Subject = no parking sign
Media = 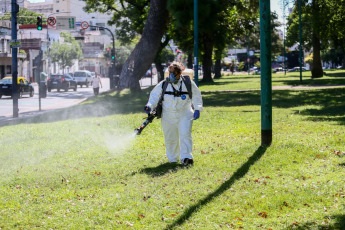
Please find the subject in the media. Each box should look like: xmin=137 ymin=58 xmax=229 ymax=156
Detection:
xmin=81 ymin=21 xmax=89 ymax=30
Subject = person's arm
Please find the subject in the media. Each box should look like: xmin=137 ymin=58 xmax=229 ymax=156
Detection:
xmin=146 ymin=81 xmax=164 ymax=109
xmin=191 ymin=80 xmax=203 ymax=112
xmin=99 ymin=77 xmax=102 ymax=88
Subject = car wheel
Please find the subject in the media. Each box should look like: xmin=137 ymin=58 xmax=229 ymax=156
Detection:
xmin=74 ymin=85 xmax=77 ymax=91
xmin=48 ymin=88 xmax=51 ymax=92
xmin=80 ymin=84 xmax=83 ymax=88
xmin=30 ymin=90 xmax=34 ymax=97
xmin=57 ymin=88 xmax=60 ymax=92
xmin=0 ymin=94 xmax=2 ymax=99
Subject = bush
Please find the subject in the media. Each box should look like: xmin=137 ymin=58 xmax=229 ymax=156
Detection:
xmin=238 ymin=62 xmax=245 ymax=71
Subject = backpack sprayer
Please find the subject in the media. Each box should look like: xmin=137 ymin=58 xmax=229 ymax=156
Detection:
xmin=134 ymin=109 xmax=158 ymax=135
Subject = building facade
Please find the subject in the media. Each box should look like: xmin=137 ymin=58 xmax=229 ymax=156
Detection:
xmin=0 ymin=20 xmax=26 ymax=79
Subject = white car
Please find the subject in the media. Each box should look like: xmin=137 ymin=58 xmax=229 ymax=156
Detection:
xmin=73 ymin=70 xmax=92 ymax=88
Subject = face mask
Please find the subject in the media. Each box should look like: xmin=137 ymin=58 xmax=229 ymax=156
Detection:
xmin=168 ymin=73 xmax=178 ymax=84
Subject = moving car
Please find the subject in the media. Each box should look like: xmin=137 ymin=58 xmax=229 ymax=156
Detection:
xmin=0 ymin=77 xmax=34 ymax=98
xmin=73 ymin=70 xmax=92 ymax=87
xmin=47 ymin=74 xmax=78 ymax=92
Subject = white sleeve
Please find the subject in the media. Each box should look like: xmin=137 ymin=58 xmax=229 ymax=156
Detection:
xmin=191 ymin=80 xmax=203 ymax=112
xmin=146 ymin=81 xmax=164 ymax=109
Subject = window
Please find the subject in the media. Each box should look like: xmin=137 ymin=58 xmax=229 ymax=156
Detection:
xmin=6 ymin=65 xmax=11 ymax=74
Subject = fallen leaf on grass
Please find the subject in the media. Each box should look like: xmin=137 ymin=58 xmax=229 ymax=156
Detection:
xmin=258 ymin=212 xmax=268 ymax=218
xmin=138 ymin=214 xmax=145 ymax=218
xmin=94 ymin=171 xmax=101 ymax=176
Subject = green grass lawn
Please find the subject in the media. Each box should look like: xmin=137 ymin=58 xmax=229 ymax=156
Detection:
xmin=0 ymin=73 xmax=345 ymax=229
xmin=199 ymin=69 xmax=345 ymax=91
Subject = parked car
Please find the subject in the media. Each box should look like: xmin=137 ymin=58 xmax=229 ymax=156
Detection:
xmin=47 ymin=74 xmax=78 ymax=92
xmin=288 ymin=67 xmax=307 ymax=72
xmin=0 ymin=77 xmax=34 ymax=99
xmin=73 ymin=70 xmax=92 ymax=87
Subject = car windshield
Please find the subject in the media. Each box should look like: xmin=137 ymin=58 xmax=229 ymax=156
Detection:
xmin=0 ymin=79 xmax=12 ymax=84
xmin=50 ymin=75 xmax=62 ymax=79
xmin=74 ymin=72 xmax=86 ymax=77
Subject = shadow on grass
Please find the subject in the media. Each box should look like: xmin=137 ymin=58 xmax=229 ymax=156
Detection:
xmin=2 ymin=83 xmax=345 ymax=128
xmin=285 ymin=214 xmax=345 ymax=229
xmin=165 ymin=146 xmax=267 ymax=230
xmin=139 ymin=162 xmax=189 ymax=177
xmin=203 ymin=88 xmax=345 ymax=125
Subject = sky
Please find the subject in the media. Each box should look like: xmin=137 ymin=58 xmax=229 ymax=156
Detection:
xmin=28 ymin=0 xmax=287 ymax=23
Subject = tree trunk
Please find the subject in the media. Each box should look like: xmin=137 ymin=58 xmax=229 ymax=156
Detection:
xmin=201 ymin=36 xmax=214 ymax=82
xmin=118 ymin=0 xmax=169 ymax=90
xmin=214 ymin=59 xmax=221 ymax=79
xmin=154 ymin=59 xmax=164 ymax=82
xmin=311 ymin=0 xmax=323 ymax=78
xmin=154 ymin=37 xmax=170 ymax=82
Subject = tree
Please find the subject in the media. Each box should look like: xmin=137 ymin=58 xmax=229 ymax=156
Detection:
xmin=286 ymin=0 xmax=330 ymax=78
xmin=84 ymin=0 xmax=169 ymax=90
xmin=49 ymin=33 xmax=83 ymax=73
xmin=168 ymin=0 xmax=260 ymax=82
xmin=118 ymin=0 xmax=169 ymax=90
xmin=0 ymin=7 xmax=43 ymax=25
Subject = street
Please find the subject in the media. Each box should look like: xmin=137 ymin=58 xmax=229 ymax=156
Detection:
xmin=0 ymin=74 xmax=159 ymax=121
xmin=0 ymin=77 xmax=110 ymax=119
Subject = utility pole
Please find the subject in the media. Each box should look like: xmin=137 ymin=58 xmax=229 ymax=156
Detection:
xmin=283 ymin=0 xmax=288 ymax=75
xmin=247 ymin=34 xmax=250 ymax=75
xmin=11 ymin=0 xmax=19 ymax=117
xmin=193 ymin=0 xmax=199 ymax=86
xmin=259 ymin=0 xmax=272 ymax=146
xmin=298 ymin=0 xmax=303 ymax=82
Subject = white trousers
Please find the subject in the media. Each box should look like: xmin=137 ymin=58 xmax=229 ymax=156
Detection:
xmin=161 ymin=113 xmax=193 ymax=162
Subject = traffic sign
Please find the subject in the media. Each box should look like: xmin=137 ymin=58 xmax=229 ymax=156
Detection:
xmin=81 ymin=21 xmax=89 ymax=30
xmin=10 ymin=39 xmax=21 ymax=48
xmin=56 ymin=16 xmax=76 ymax=30
xmin=47 ymin=17 xmax=56 ymax=26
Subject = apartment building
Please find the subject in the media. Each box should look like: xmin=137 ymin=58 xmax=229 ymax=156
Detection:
xmin=0 ymin=20 xmax=26 ymax=79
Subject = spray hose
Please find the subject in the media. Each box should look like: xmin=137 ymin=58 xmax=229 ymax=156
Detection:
xmin=134 ymin=109 xmax=157 ymax=135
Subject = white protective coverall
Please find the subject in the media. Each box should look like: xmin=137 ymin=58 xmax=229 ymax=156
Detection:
xmin=146 ymin=77 xmax=203 ymax=163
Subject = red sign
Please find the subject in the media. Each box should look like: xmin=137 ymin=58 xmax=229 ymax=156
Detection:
xmin=47 ymin=17 xmax=56 ymax=26
xmin=81 ymin=21 xmax=89 ymax=30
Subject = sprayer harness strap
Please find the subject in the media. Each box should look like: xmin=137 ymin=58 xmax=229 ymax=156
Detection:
xmin=161 ymin=75 xmax=192 ymax=99
xmin=165 ymin=83 xmax=189 ymax=97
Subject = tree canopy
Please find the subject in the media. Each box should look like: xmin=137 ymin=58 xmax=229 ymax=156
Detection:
xmin=0 ymin=7 xmax=43 ymax=25
xmin=49 ymin=33 xmax=83 ymax=73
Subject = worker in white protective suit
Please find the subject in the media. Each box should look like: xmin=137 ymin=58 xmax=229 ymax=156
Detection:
xmin=144 ymin=62 xmax=203 ymax=166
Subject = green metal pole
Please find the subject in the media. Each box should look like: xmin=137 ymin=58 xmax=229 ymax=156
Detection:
xmin=11 ymin=0 xmax=19 ymax=117
xmin=259 ymin=0 xmax=272 ymax=146
xmin=247 ymin=34 xmax=250 ymax=75
xmin=298 ymin=0 xmax=303 ymax=82
xmin=194 ymin=0 xmax=199 ymax=86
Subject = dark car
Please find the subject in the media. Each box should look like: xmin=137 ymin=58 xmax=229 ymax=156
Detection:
xmin=0 ymin=77 xmax=34 ymax=99
xmin=47 ymin=74 xmax=78 ymax=92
